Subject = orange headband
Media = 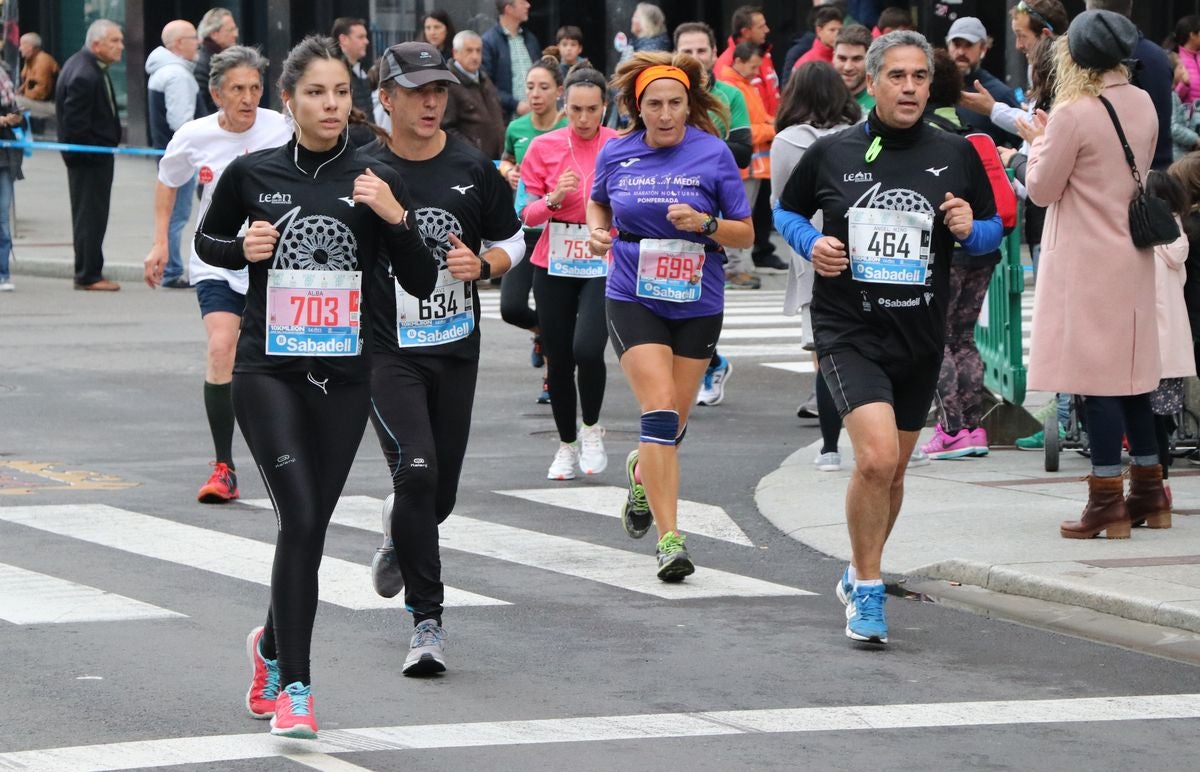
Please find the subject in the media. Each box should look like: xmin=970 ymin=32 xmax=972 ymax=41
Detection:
xmin=634 ymin=65 xmax=691 ymax=105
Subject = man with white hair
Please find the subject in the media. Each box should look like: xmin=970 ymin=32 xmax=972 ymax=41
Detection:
xmin=194 ymin=7 xmax=238 ymax=116
xmin=146 ymin=19 xmax=203 ymax=288
xmin=16 ymin=32 xmax=58 ymax=119
xmin=55 ymin=19 xmax=124 ymax=291
xmin=443 ymin=30 xmax=506 ymax=159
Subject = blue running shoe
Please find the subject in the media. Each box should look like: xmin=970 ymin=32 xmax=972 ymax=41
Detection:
xmin=696 ymin=355 xmax=732 ymax=406
xmin=845 ymin=584 xmax=888 ymax=644
xmin=834 ymin=567 xmax=853 ymax=607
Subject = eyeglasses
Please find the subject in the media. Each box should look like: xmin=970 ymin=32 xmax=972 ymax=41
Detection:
xmin=1017 ymin=1 xmax=1055 ymax=35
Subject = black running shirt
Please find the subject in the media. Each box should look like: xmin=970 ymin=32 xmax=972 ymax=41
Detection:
xmin=779 ymin=121 xmax=996 ymax=363
xmin=366 ymin=136 xmax=521 ymax=360
xmin=196 ymin=139 xmax=438 ymax=381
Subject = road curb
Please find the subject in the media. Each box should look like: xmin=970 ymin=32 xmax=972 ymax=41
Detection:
xmin=11 ymin=257 xmax=145 ymax=283
xmin=912 ymin=558 xmax=1200 ymax=635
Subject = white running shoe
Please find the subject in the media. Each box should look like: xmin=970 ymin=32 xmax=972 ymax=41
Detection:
xmin=547 ymin=442 xmax=578 ymax=480
xmin=909 ymin=447 xmax=931 ymax=467
xmin=814 ymin=451 xmax=842 ymax=472
xmin=696 ymin=355 xmax=732 ymax=406
xmin=578 ymin=424 xmax=607 ymax=475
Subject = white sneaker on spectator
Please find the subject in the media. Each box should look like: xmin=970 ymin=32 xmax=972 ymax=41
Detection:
xmin=814 ymin=451 xmax=842 ymax=472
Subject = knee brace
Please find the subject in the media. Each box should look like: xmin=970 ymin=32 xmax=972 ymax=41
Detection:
xmin=640 ymin=409 xmax=679 ymax=446
xmin=675 ymin=422 xmax=688 ymax=446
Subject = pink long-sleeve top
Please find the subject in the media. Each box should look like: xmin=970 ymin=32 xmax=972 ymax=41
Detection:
xmin=520 ymin=124 xmax=618 ymax=269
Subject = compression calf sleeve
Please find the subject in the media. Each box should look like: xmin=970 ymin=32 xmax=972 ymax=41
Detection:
xmin=204 ymin=381 xmax=235 ymax=467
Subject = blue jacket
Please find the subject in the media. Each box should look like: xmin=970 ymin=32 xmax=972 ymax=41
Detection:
xmin=1132 ymin=34 xmax=1174 ymax=170
xmin=481 ymin=22 xmax=540 ymax=120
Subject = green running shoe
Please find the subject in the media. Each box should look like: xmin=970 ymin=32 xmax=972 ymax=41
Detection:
xmin=1015 ymin=425 xmax=1066 ymax=450
xmin=655 ymin=530 xmax=695 ymax=582
xmin=621 ymin=449 xmax=653 ymax=538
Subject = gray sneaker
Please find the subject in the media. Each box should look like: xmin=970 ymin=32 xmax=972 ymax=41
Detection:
xmin=371 ymin=493 xmax=405 ymax=599
xmin=403 ymin=619 xmax=447 ymax=676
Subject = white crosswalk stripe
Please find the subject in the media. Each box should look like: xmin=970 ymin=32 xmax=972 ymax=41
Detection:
xmin=0 ymin=561 xmax=184 ymax=624
xmin=0 ymin=491 xmax=809 ymax=625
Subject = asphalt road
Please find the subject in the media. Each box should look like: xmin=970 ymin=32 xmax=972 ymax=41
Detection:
xmin=1 ymin=276 xmax=1198 ymax=771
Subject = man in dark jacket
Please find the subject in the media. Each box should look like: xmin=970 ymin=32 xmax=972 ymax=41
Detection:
xmin=55 ymin=19 xmax=124 ymax=291
xmin=946 ymin=17 xmax=1020 ymax=147
xmin=1086 ymin=0 xmax=1173 ymax=170
xmin=333 ymin=17 xmax=376 ymax=147
xmin=445 ymin=31 xmax=506 ymax=160
xmin=193 ymin=8 xmax=238 ymax=116
xmin=481 ymin=0 xmax=540 ymax=122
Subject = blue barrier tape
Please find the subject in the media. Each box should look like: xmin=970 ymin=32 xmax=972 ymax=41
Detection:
xmin=0 ymin=137 xmax=164 ymax=157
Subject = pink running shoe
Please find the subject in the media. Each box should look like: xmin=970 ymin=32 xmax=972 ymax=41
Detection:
xmin=245 ymin=627 xmax=279 ymax=719
xmin=921 ymin=425 xmax=974 ymax=460
xmin=270 ymin=682 xmax=318 ymax=738
xmin=968 ymin=427 xmax=989 ymax=456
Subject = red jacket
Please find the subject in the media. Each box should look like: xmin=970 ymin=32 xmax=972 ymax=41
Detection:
xmin=714 ymin=36 xmax=779 ymax=116
xmin=794 ymin=39 xmax=833 ymax=70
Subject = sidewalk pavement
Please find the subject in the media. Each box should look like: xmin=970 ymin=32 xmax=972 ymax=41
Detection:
xmin=10 ymin=150 xmax=167 ymax=283
xmin=758 ymin=430 xmax=1200 ymax=635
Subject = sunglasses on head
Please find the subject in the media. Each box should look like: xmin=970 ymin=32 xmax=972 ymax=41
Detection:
xmin=1017 ymin=1 xmax=1055 ymax=35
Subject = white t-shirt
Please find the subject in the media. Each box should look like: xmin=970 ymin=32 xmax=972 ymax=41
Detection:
xmin=157 ymin=108 xmax=293 ymax=293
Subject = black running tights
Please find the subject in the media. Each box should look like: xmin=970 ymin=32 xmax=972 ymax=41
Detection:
xmin=532 ymin=266 xmax=607 ymax=443
xmin=370 ymin=353 xmax=478 ymax=626
xmin=233 ymin=372 xmax=370 ymax=687
xmin=816 ymin=368 xmax=843 ymax=454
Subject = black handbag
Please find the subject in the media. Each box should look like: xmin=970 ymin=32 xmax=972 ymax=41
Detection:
xmin=1098 ymin=95 xmax=1180 ymax=248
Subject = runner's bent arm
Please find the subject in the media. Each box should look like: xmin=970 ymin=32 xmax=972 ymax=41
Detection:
xmin=378 ymin=174 xmax=439 ymax=299
xmin=585 ymin=199 xmax=613 ymax=256
xmin=194 ymin=158 xmax=254 ymax=270
xmin=519 ymin=135 xmax=558 ymax=228
xmin=951 ymin=142 xmax=1003 ymax=255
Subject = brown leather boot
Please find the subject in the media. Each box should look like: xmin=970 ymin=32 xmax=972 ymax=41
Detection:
xmin=1060 ymin=475 xmax=1131 ymax=539
xmin=1126 ymin=463 xmax=1172 ymax=529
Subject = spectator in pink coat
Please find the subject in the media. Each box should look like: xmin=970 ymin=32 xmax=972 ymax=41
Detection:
xmin=1022 ymin=11 xmax=1167 ymax=540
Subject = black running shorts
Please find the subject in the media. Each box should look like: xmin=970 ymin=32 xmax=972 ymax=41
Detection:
xmin=818 ymin=348 xmax=941 ymax=432
xmin=605 ymin=299 xmax=722 ymax=361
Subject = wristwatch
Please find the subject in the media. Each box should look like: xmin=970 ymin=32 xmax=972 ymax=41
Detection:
xmin=545 ymin=194 xmax=563 ymax=211
xmin=700 ymin=214 xmax=719 ymax=236
xmin=477 ymin=256 xmax=492 ymax=281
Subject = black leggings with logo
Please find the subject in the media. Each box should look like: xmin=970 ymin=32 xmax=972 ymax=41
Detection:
xmin=369 ymin=352 xmax=478 ymax=627
xmin=233 ymin=371 xmax=370 ymax=688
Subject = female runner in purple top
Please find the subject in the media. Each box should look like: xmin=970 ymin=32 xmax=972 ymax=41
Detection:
xmin=587 ymin=52 xmax=752 ymax=581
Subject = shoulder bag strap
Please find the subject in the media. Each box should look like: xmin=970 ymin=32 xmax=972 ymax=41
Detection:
xmin=1097 ymin=94 xmax=1145 ymax=195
